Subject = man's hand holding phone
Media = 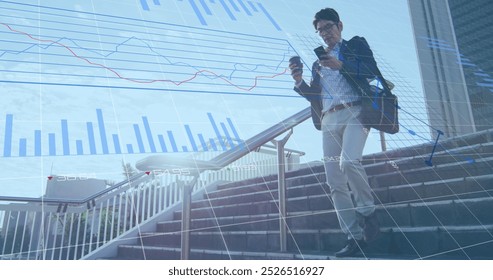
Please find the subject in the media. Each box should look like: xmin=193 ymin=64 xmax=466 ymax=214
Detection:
xmin=314 ymin=46 xmax=342 ymax=70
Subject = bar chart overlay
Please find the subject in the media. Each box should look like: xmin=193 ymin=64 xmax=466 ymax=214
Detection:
xmin=1 ymin=110 xmax=242 ymax=157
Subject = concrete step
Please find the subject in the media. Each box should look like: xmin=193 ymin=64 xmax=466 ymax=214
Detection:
xmin=193 ymin=182 xmax=332 ymax=208
xmin=158 ymin=213 xmax=280 ymax=233
xmin=209 ymin=172 xmax=326 ymax=200
xmin=369 ymin=156 xmax=493 ymax=188
xmin=174 ymin=194 xmax=334 ymax=220
xmin=380 ymin=196 xmax=493 ymax=228
xmin=283 ymin=163 xmax=326 ymax=179
xmin=214 ymin=173 xmax=279 ymax=190
xmin=116 ymin=245 xmax=329 ymax=260
xmin=208 ymin=181 xmax=278 ymax=199
xmin=380 ymin=174 xmax=493 ymax=205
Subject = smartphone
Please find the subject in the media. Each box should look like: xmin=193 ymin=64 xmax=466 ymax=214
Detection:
xmin=314 ymin=46 xmax=327 ymax=60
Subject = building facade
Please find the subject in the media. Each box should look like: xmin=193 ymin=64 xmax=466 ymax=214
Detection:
xmin=408 ymin=0 xmax=493 ymax=137
xmin=448 ymin=0 xmax=493 ymax=131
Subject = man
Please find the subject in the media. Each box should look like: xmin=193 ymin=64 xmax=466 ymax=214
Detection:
xmin=290 ymin=8 xmax=380 ymax=258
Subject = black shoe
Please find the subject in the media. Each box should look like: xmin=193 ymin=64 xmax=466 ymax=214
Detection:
xmin=334 ymin=238 xmax=366 ymax=258
xmin=363 ymin=212 xmax=380 ymax=243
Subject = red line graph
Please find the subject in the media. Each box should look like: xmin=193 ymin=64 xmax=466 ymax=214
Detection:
xmin=0 ymin=22 xmax=288 ymax=91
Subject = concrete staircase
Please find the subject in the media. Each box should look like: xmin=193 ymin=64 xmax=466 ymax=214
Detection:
xmin=114 ymin=129 xmax=493 ymax=259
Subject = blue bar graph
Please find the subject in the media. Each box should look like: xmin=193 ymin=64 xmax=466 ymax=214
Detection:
xmin=207 ymin=112 xmax=227 ymax=151
xmin=48 ymin=133 xmax=56 ymax=156
xmin=1 ymin=110 xmax=240 ymax=157
xmin=184 ymin=125 xmax=198 ymax=152
xmin=144 ymin=0 xmax=278 ymax=31
xmin=247 ymin=1 xmax=258 ymax=12
xmin=228 ymin=0 xmax=240 ymax=12
xmin=167 ymin=131 xmax=178 ymax=152
xmin=237 ymin=0 xmax=252 ymax=16
xmin=112 ymin=134 xmax=121 ymax=154
xmin=189 ymin=0 xmax=207 ymax=25
xmin=209 ymin=138 xmax=218 ymax=151
xmin=199 ymin=0 xmax=212 ymax=15
xmin=158 ymin=134 xmax=168 ymax=152
xmin=257 ymin=2 xmax=281 ymax=31
xmin=220 ymin=122 xmax=235 ymax=148
xmin=61 ymin=119 xmax=70 ymax=155
xmin=76 ymin=140 xmax=83 ymax=155
xmin=3 ymin=114 xmax=13 ymax=157
xmin=227 ymin=117 xmax=244 ymax=150
xmin=19 ymin=138 xmax=27 ymax=157
xmin=133 ymin=124 xmax=145 ymax=153
xmin=87 ymin=122 xmax=96 ymax=155
xmin=142 ymin=116 xmax=156 ymax=153
xmin=96 ymin=109 xmax=109 ymax=154
xmin=34 ymin=130 xmax=41 ymax=156
xmin=127 ymin=144 xmax=134 ymax=154
xmin=218 ymin=0 xmax=236 ymax=20
xmin=140 ymin=0 xmax=150 ymax=11
xmin=198 ymin=134 xmax=208 ymax=151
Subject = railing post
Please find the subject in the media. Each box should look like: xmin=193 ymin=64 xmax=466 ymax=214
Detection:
xmin=380 ymin=131 xmax=387 ymax=152
xmin=181 ymin=175 xmax=198 ymax=260
xmin=272 ymin=129 xmax=293 ymax=252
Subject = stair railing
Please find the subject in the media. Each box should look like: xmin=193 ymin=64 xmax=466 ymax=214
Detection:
xmin=0 ymin=172 xmax=154 ymax=260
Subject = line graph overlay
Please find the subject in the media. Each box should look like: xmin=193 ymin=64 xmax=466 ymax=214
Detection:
xmin=0 ymin=2 xmax=296 ymax=95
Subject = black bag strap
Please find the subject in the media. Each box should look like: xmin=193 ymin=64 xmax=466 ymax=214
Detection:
xmin=370 ymin=64 xmax=394 ymax=97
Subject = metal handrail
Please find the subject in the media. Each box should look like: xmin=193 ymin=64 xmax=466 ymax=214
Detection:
xmin=193 ymin=136 xmax=306 ymax=156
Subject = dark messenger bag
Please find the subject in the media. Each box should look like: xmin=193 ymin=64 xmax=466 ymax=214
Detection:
xmin=361 ymin=77 xmax=399 ymax=134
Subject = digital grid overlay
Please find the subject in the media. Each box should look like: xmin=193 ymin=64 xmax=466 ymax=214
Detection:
xmin=0 ymin=0 xmax=492 ymax=261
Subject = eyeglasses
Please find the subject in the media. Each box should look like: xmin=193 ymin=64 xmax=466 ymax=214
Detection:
xmin=316 ymin=22 xmax=337 ymax=35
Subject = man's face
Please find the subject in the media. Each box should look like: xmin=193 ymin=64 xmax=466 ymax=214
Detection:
xmin=316 ymin=19 xmax=343 ymax=49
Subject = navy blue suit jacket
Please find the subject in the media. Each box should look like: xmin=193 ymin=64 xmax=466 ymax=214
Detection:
xmin=294 ymin=36 xmax=387 ymax=130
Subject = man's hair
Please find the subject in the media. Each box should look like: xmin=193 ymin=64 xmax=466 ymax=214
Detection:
xmin=313 ymin=8 xmax=340 ymax=29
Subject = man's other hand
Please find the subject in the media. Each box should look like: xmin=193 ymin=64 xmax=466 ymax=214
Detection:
xmin=289 ymin=62 xmax=303 ymax=83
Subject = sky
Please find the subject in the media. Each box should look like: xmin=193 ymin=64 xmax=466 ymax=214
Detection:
xmin=0 ymin=0 xmax=426 ymax=197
